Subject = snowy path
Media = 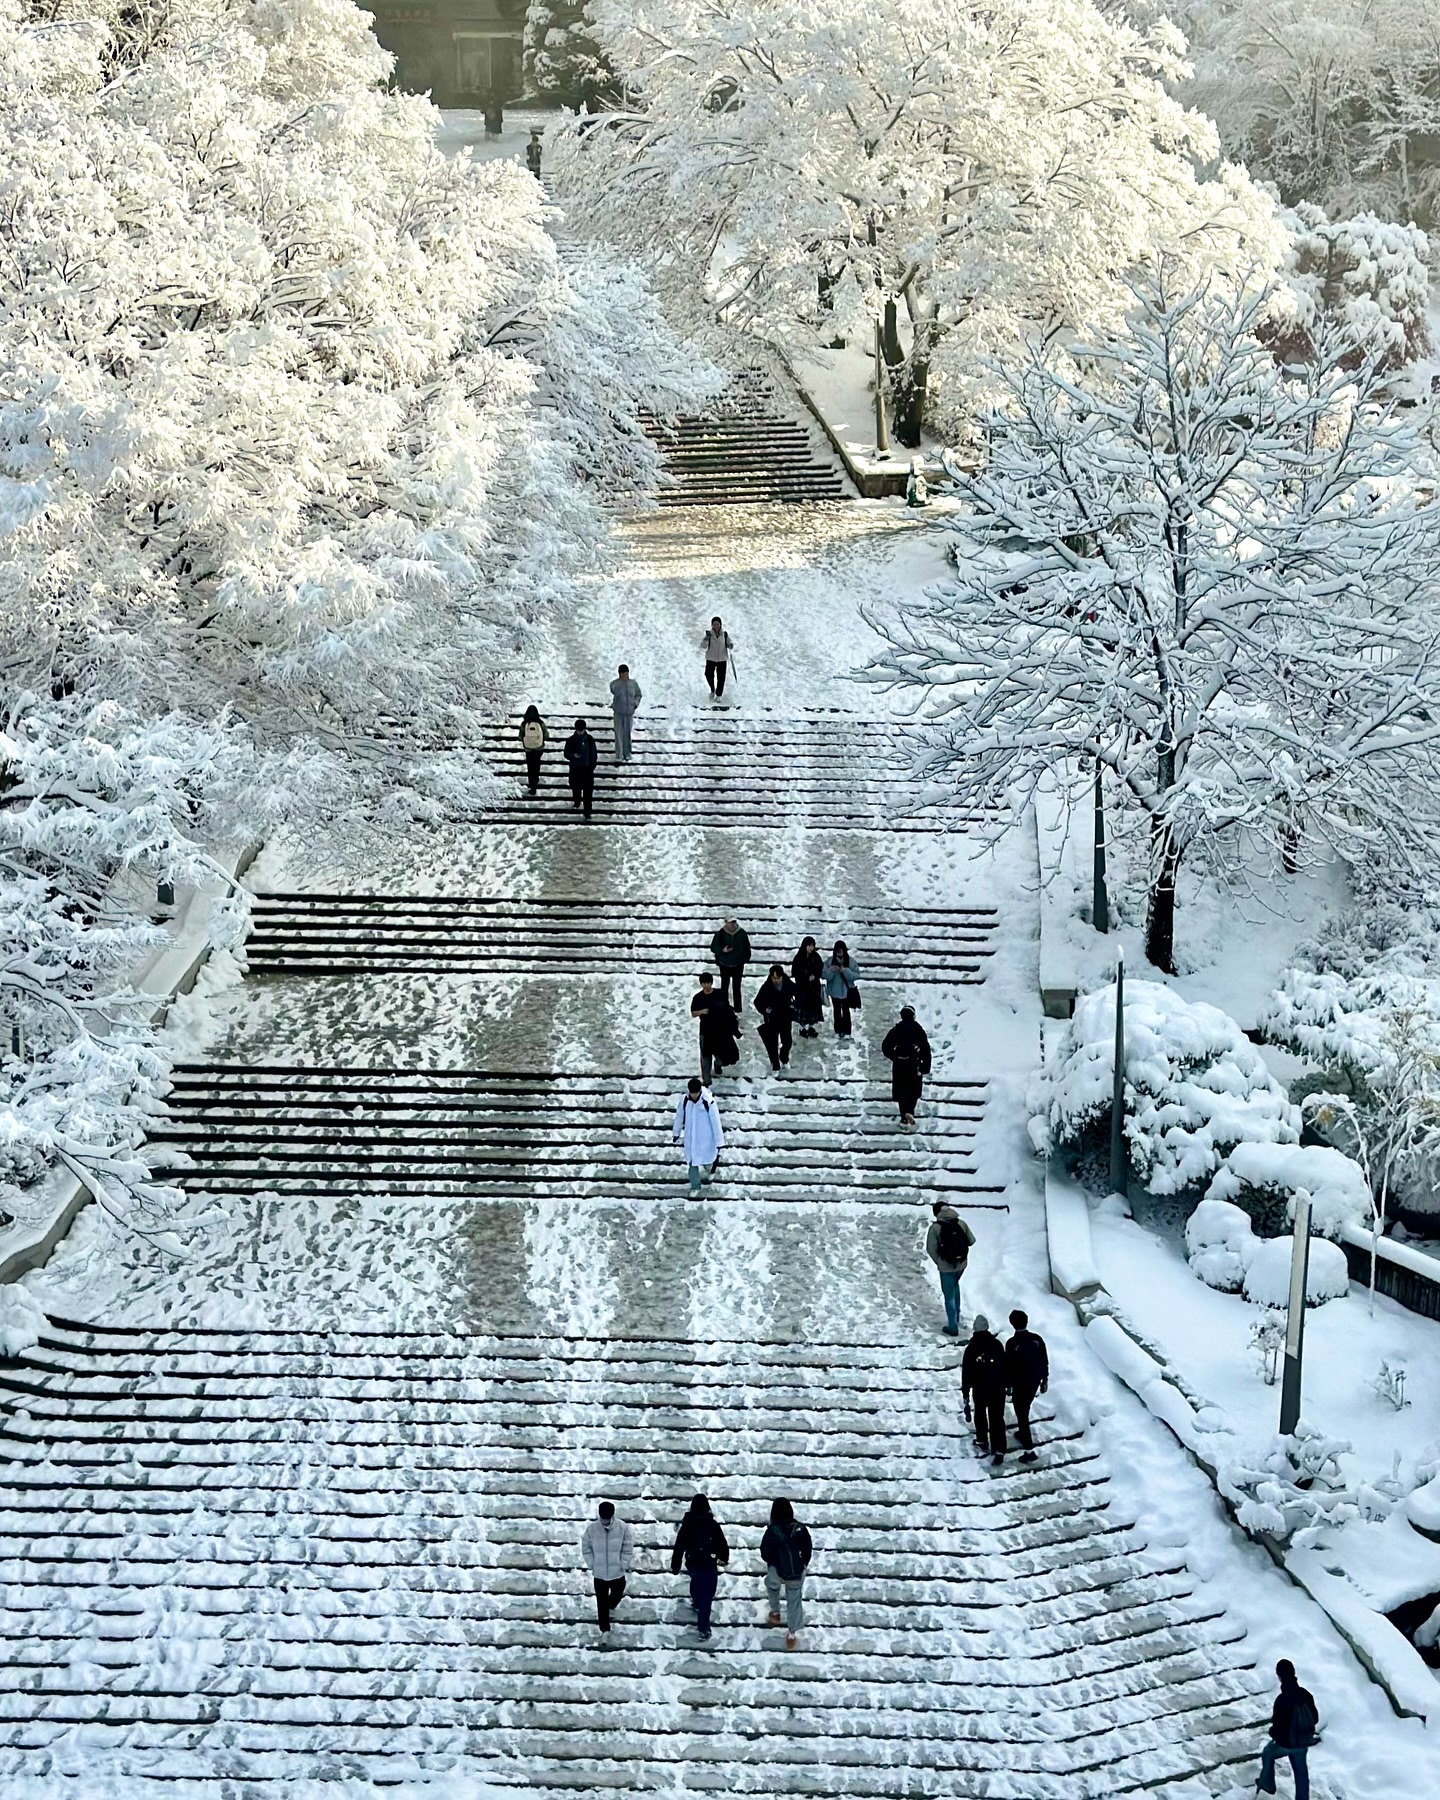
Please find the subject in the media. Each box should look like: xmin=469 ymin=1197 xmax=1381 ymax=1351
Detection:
xmin=7 ymin=503 xmax=1427 ymax=1796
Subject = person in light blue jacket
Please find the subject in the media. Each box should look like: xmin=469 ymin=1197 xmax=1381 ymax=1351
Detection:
xmin=824 ymin=939 xmax=859 ymax=1038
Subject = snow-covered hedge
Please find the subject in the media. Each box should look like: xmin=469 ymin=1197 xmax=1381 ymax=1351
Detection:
xmin=1185 ymin=1198 xmax=1258 ymax=1293
xmin=1033 ymin=980 xmax=1298 ymax=1195
xmin=1242 ymin=1235 xmax=1350 ymax=1307
xmin=1207 ymin=1143 xmax=1371 ymax=1239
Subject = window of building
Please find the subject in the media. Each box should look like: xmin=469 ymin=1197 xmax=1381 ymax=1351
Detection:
xmin=454 ymin=33 xmax=521 ymax=99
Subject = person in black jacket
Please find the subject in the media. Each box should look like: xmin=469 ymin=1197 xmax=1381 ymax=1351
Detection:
xmin=961 ymin=1315 xmax=1009 ymax=1467
xmin=562 ymin=718 xmax=598 ymax=820
xmin=881 ymin=1006 xmax=932 ymax=1127
xmin=1005 ymin=1309 xmax=1049 ymax=1464
xmin=671 ymin=1494 xmax=729 ymax=1642
xmin=1256 ymin=1660 xmax=1320 ymax=1797
xmin=690 ymin=972 xmax=741 ymax=1086
xmin=760 ymin=1496 xmax=812 ymax=1648
xmin=753 ymin=964 xmax=797 ymax=1072
xmin=790 ymin=936 xmax=824 ymax=1038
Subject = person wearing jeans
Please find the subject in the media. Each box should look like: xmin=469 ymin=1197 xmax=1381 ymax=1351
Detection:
xmin=824 ymin=940 xmax=858 ymax=1037
xmin=925 ymin=1201 xmax=975 ymax=1336
xmin=580 ymin=1501 xmax=634 ymax=1635
xmin=759 ymin=1497 xmax=813 ymax=1649
xmin=673 ymin=1077 xmax=724 ymax=1198
xmin=609 ymin=664 xmax=642 ymax=763
xmin=671 ymin=1494 xmax=729 ymax=1641
xmin=1256 ymin=1660 xmax=1319 ymax=1799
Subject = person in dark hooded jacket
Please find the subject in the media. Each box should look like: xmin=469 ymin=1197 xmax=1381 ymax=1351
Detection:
xmin=753 ymin=964 xmax=797 ymax=1072
xmin=759 ymin=1497 xmax=812 ymax=1648
xmin=881 ymin=1006 xmax=932 ymax=1126
xmin=961 ymin=1315 xmax=1009 ymax=1467
xmin=790 ymin=936 xmax=824 ymax=1037
xmin=1004 ymin=1309 xmax=1049 ymax=1463
xmin=671 ymin=1494 xmax=730 ymax=1641
xmin=562 ymin=718 xmax=598 ymax=819
xmin=1256 ymin=1660 xmax=1320 ymax=1798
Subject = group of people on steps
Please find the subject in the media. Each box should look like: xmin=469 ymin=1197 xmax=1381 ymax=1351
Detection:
xmin=514 ymin=615 xmax=736 ymax=818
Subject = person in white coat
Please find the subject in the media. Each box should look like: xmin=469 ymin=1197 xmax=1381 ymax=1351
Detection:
xmin=581 ymin=1501 xmax=635 ymax=1635
xmin=673 ymin=1076 xmax=724 ymax=1198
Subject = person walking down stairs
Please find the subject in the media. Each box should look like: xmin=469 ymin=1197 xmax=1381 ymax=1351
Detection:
xmin=760 ymin=1497 xmax=813 ymax=1650
xmin=825 ymin=939 xmax=859 ymax=1037
xmin=710 ymin=915 xmax=752 ymax=1011
xmin=581 ymin=1501 xmax=634 ymax=1640
xmin=672 ymin=1495 xmax=730 ymax=1642
xmin=673 ymin=1076 xmax=724 ymax=1199
xmin=962 ymin=1315 xmax=1009 ymax=1469
xmin=790 ymin=935 xmax=824 ymax=1038
xmin=690 ymin=972 xmax=741 ymax=1086
xmin=926 ymin=1200 xmax=975 ymax=1336
xmin=518 ymin=705 xmax=547 ymax=796
xmin=754 ymin=963 xmax=797 ymax=1072
xmin=1004 ymin=1310 xmax=1049 ymax=1465
xmin=562 ymin=718 xmax=598 ymax=819
xmin=702 ymin=616 xmax=733 ymax=698
xmin=881 ymin=1005 xmax=931 ymax=1128
xmin=609 ymin=664 xmax=642 ymax=763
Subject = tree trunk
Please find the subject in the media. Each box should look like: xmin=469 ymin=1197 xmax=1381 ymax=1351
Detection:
xmin=1144 ymin=820 xmax=1180 ymax=974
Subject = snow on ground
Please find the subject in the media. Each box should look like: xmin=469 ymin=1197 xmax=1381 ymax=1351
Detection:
xmin=435 ymin=107 xmax=557 ymax=166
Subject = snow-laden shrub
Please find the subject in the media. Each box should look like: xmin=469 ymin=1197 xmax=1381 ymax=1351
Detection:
xmin=1033 ymin=980 xmax=1299 ymax=1195
xmin=0 ymin=1286 xmax=45 ymax=1357
xmin=1185 ymin=1198 xmax=1258 ymax=1292
xmin=1207 ymin=1143 xmax=1371 ymax=1239
xmin=1219 ymin=1424 xmax=1373 ymax=1548
xmin=1242 ymin=1236 xmax=1350 ymax=1307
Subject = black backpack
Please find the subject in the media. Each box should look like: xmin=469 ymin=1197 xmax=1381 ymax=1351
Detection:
xmin=937 ymin=1215 xmax=970 ymax=1264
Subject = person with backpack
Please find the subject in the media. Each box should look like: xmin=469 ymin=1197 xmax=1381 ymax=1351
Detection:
xmin=881 ymin=1005 xmax=932 ymax=1128
xmin=673 ymin=1076 xmax=724 ymax=1198
xmin=517 ymin=705 xmax=547 ymax=796
xmin=790 ymin=936 xmax=825 ymax=1038
xmin=925 ymin=1200 xmax=975 ymax=1336
xmin=689 ymin=972 xmax=741 ymax=1086
xmin=825 ymin=939 xmax=859 ymax=1038
xmin=609 ymin=663 xmax=642 ymax=763
xmin=580 ymin=1500 xmax=634 ymax=1637
xmin=759 ymin=1497 xmax=812 ymax=1649
xmin=961 ymin=1315 xmax=1009 ymax=1466
xmin=671 ymin=1494 xmax=730 ymax=1641
xmin=702 ymin=616 xmax=733 ymax=698
xmin=562 ymin=718 xmax=598 ymax=820
xmin=753 ymin=963 xmax=797 ymax=1073
xmin=1004 ymin=1309 xmax=1049 ymax=1464
xmin=709 ymin=915 xmax=752 ymax=1011
xmin=1256 ymin=1660 xmax=1320 ymax=1798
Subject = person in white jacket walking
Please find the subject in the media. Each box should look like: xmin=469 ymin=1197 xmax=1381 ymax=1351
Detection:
xmin=581 ymin=1501 xmax=634 ymax=1635
xmin=673 ymin=1076 xmax=724 ymax=1198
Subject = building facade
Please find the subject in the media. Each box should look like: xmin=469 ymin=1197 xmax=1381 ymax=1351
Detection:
xmin=368 ymin=2 xmax=528 ymax=107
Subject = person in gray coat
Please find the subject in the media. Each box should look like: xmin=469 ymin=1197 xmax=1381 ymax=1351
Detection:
xmin=926 ymin=1201 xmax=976 ymax=1336
xmin=581 ymin=1500 xmax=635 ymax=1635
xmin=609 ymin=664 xmax=642 ymax=763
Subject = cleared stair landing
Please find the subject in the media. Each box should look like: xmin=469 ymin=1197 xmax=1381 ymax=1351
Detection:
xmin=0 ymin=1318 xmax=1264 ymax=1795
xmin=475 ymin=710 xmax=1000 ymax=831
xmin=243 ymin=897 xmax=998 ymax=981
xmin=641 ymin=379 xmax=848 ymax=507
xmin=151 ymin=1066 xmax=1006 ymax=1205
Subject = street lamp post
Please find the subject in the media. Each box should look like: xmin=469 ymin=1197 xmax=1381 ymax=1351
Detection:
xmin=1279 ymin=1194 xmax=1312 ymax=1435
xmin=1093 ymin=762 xmax=1109 ymax=934
xmin=868 ymin=215 xmax=889 ymax=459
xmin=1109 ymin=947 xmax=1126 ymax=1196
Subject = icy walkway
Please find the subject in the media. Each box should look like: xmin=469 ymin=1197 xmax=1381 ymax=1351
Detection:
xmin=1 ymin=503 xmax=1392 ymax=1796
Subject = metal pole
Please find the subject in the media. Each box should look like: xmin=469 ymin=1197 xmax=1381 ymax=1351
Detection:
xmin=1279 ymin=1194 xmax=1312 ymax=1435
xmin=1093 ymin=762 xmax=1109 ymax=934
xmin=869 ymin=215 xmax=889 ymax=459
xmin=1109 ymin=947 xmax=1126 ymax=1195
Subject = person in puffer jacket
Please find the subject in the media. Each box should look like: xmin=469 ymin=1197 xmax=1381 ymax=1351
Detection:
xmin=580 ymin=1501 xmax=634 ymax=1636
xmin=759 ymin=1496 xmax=813 ymax=1648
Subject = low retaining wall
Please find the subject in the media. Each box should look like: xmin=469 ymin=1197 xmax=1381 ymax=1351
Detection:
xmin=1340 ymin=1224 xmax=1440 ymax=1323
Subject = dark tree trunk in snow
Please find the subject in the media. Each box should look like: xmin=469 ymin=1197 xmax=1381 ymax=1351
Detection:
xmin=1145 ymin=821 xmax=1180 ymax=974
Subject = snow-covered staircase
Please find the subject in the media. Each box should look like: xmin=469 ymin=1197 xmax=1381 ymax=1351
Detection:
xmin=243 ymin=896 xmax=998 ymax=981
xmin=0 ymin=1316 xmax=1265 ymax=1794
xmin=150 ymin=1066 xmax=1006 ymax=1205
xmin=641 ymin=377 xmax=849 ymax=506
xmin=474 ymin=709 xmax=1000 ymax=830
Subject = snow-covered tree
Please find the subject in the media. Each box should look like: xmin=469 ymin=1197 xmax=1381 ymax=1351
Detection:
xmin=524 ymin=0 xmax=608 ymax=105
xmin=1 ymin=0 xmax=708 ymax=1230
xmin=1262 ymin=205 xmax=1432 ymax=372
xmin=869 ymin=268 xmax=1440 ymax=971
xmin=1173 ymin=1 xmax=1440 ymax=233
xmin=551 ymin=0 xmax=1285 ymax=441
